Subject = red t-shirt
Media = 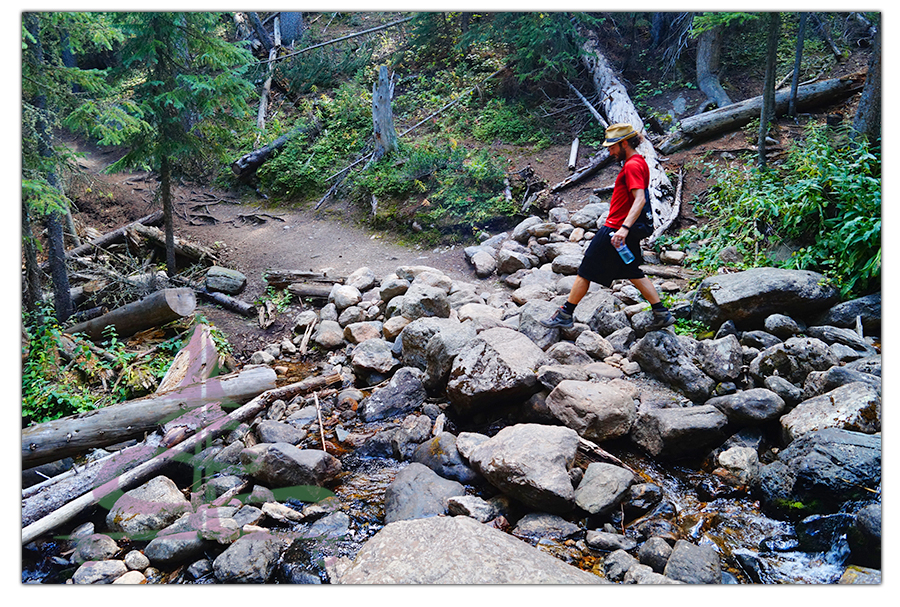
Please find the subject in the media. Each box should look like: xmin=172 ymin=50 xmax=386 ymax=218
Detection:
xmin=604 ymin=154 xmax=649 ymax=229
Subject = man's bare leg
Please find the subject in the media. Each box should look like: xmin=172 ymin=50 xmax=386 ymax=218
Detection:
xmin=629 ymin=276 xmax=662 ymax=305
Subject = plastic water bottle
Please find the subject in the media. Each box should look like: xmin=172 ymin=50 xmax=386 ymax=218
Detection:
xmin=613 ymin=237 xmax=635 ymax=264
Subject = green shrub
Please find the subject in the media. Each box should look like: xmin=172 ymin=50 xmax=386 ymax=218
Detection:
xmin=665 ymin=122 xmax=880 ymax=298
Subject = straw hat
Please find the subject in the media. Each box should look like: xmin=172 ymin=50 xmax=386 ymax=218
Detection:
xmin=602 ymin=123 xmax=638 ymax=147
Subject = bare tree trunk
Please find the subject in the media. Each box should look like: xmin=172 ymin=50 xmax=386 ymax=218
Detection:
xmin=758 ymin=13 xmax=781 ymax=168
xmin=372 ymin=65 xmax=398 ymax=161
xmin=22 ymin=203 xmax=43 ymax=316
xmin=160 ymin=155 xmax=177 ymax=275
xmin=696 ymin=24 xmax=732 ymax=111
xmin=852 ymin=20 xmax=880 ymax=144
xmin=789 ymin=13 xmax=808 ymax=117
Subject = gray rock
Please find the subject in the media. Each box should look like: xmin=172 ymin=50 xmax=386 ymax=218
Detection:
xmin=575 ymin=290 xmax=629 ymax=337
xmin=360 ymin=366 xmax=426 ymax=422
xmin=706 ymin=388 xmax=785 ymax=426
xmin=212 ymin=532 xmax=286 ymax=583
xmin=694 ymin=334 xmax=744 ymax=383
xmin=764 ymin=375 xmax=804 ymax=407
xmin=391 ymin=414 xmax=434 ymax=461
xmin=575 ymin=330 xmax=616 ymax=360
xmin=691 ymin=268 xmax=839 ymax=327
xmin=546 ymin=341 xmax=593 ymax=366
xmin=72 ymin=560 xmax=129 ymax=584
xmin=447 ymin=327 xmax=551 ymax=417
xmin=780 ymin=382 xmax=881 ymax=443
xmin=144 ymin=516 xmax=211 ymax=566
xmin=124 ymin=549 xmax=150 ymax=571
xmin=717 ymin=446 xmax=760 ymax=484
xmin=106 ymin=476 xmax=193 ymax=540
xmin=513 ymin=512 xmax=581 ymax=540
xmin=330 ymin=284 xmax=362 ymax=310
xmin=350 ymin=337 xmax=398 ymax=383
xmin=379 ymin=275 xmax=411 ymax=301
xmin=802 ymin=365 xmax=882 ymax=399
xmin=586 ymin=530 xmax=638 ymax=552
xmin=663 ymin=539 xmax=721 ymax=584
xmin=467 ymin=423 xmax=580 ymax=513
xmin=764 ymin=313 xmax=803 ymax=339
xmin=470 ymin=249 xmax=499 ymax=277
xmin=255 ymin=420 xmax=306 ymax=445
xmin=342 ymin=320 xmax=381 ymax=343
xmin=401 ymin=283 xmax=451 ymax=320
xmin=240 ymin=442 xmax=342 ymax=488
xmin=575 ymin=462 xmax=635 ymax=515
xmin=629 ymin=331 xmax=716 ymax=403
xmin=813 ymin=292 xmax=880 ymax=334
xmin=748 ymin=336 xmax=839 ymax=385
xmin=412 ymin=432 xmax=479 ymax=484
xmin=602 ymin=549 xmax=639 ymax=582
xmin=546 ymin=380 xmax=636 ymax=443
xmin=423 ymin=321 xmax=477 ymax=390
xmin=205 ymin=266 xmax=247 ymax=295
xmin=447 ymin=495 xmax=502 ymax=522
xmin=638 ymin=536 xmax=673 ymax=573
xmin=623 ymin=563 xmax=682 ymax=584
xmin=630 ymin=405 xmax=728 ymax=459
xmin=398 ymin=317 xmax=461 ymax=370
xmin=334 ymin=516 xmax=602 ymax=584
xmin=383 ymin=462 xmax=466 ymax=524
xmin=517 ymin=299 xmax=565 ymax=350
xmin=345 ymin=266 xmax=377 ymax=292
xmin=73 ymin=534 xmax=120 ymax=565
xmin=312 ymin=319 xmax=345 ymax=350
xmin=756 ymin=428 xmax=881 ymax=515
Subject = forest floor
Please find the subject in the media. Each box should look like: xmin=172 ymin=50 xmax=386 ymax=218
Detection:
xmin=59 ymin=44 xmax=870 ymax=363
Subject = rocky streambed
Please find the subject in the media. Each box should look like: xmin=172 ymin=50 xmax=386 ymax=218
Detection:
xmin=22 ymin=211 xmax=882 ymax=585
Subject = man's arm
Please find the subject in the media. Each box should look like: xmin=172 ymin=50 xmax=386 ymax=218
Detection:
xmin=611 ymin=187 xmax=645 ymax=247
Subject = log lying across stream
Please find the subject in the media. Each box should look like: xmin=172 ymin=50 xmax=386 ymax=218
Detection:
xmin=21 ymin=365 xmax=277 ymax=468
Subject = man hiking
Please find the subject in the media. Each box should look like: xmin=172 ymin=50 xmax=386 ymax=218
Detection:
xmin=541 ymin=123 xmax=675 ymax=332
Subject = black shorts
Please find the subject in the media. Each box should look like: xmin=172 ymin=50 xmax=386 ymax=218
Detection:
xmin=577 ymin=225 xmax=645 ymax=287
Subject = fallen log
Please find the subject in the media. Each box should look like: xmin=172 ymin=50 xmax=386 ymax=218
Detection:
xmin=196 ymin=286 xmax=258 ymax=317
xmin=126 ymin=223 xmax=218 ymax=265
xmin=65 ymin=287 xmax=197 ymax=341
xmin=264 ymin=269 xmax=346 ymax=289
xmin=156 ymin=324 xmax=222 ymax=393
xmin=21 ymin=365 xmax=276 ymax=468
xmin=658 ymin=73 xmax=866 ymax=154
xmin=231 ymin=120 xmax=321 ymax=181
xmin=21 ymin=372 xmax=342 ymax=545
xmin=549 ymin=149 xmax=613 ymax=193
xmin=41 ymin=211 xmax=164 ymax=270
xmin=287 ymin=283 xmax=334 ymax=300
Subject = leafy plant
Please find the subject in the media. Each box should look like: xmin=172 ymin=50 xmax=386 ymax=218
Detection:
xmin=665 ymin=122 xmax=880 ymax=298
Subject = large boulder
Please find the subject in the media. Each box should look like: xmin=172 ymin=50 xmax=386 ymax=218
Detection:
xmin=812 ymin=292 xmax=881 ymax=335
xmin=574 ymin=463 xmax=635 ymax=515
xmin=545 ymin=380 xmax=636 ymax=442
xmin=350 ymin=337 xmax=399 ymax=384
xmin=106 ymin=476 xmax=193 ymax=540
xmin=663 ymin=540 xmax=722 ymax=584
xmin=423 ymin=321 xmax=477 ymax=390
xmin=446 ymin=327 xmax=551 ymax=417
xmin=629 ymin=331 xmax=716 ymax=403
xmin=240 ymin=443 xmax=341 ymax=488
xmin=359 ymin=366 xmax=426 ymax=422
xmin=467 ymin=424 xmax=580 ymax=513
xmin=706 ymin=388 xmax=786 ymax=427
xmin=332 ymin=516 xmax=602 ymax=584
xmin=398 ymin=317 xmax=461 ymax=370
xmin=383 ymin=462 xmax=466 ymax=524
xmin=691 ymin=268 xmax=839 ymax=327
xmin=212 ymin=531 xmax=286 ymax=583
xmin=780 ymin=382 xmax=881 ymax=443
xmin=756 ymin=428 xmax=881 ymax=516
xmin=630 ymin=405 xmax=728 ymax=459
xmin=748 ymin=337 xmax=839 ymax=385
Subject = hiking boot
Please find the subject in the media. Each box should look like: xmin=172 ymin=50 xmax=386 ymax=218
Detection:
xmin=540 ymin=307 xmax=574 ymax=329
xmin=645 ymin=309 xmax=676 ymax=331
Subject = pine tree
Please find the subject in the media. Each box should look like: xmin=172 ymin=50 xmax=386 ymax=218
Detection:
xmin=107 ymin=12 xmax=254 ymax=275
